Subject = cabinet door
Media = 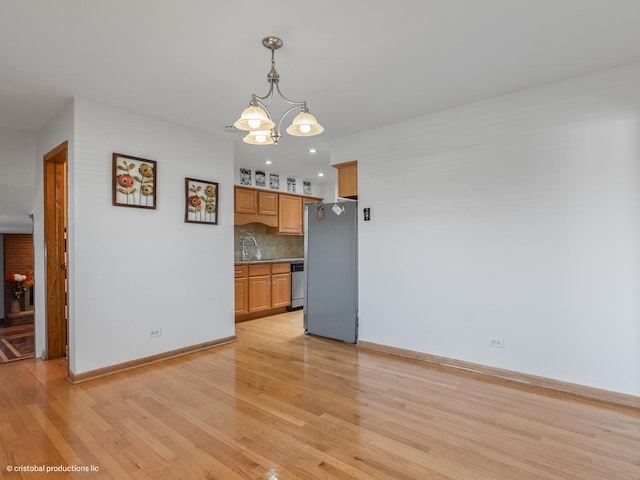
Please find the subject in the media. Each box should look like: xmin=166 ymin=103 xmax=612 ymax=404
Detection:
xmin=258 ymin=191 xmax=278 ymax=216
xmin=278 ymin=194 xmax=303 ymax=234
xmin=271 ymin=272 xmax=291 ymax=308
xmin=248 ymin=275 xmax=271 ymax=312
xmin=234 ymin=277 xmax=249 ymax=315
xmin=235 ymin=187 xmax=257 ymax=214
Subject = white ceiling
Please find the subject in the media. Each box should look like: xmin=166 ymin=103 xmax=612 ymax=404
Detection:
xmin=2 ymin=0 xmax=640 ymax=184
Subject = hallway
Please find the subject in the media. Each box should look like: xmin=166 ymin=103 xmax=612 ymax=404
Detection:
xmin=0 ymin=321 xmax=34 ymax=363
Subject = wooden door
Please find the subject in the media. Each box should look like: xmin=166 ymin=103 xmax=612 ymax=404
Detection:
xmin=43 ymin=141 xmax=68 ymax=360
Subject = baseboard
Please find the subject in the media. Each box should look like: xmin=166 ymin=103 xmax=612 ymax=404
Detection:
xmin=68 ymin=335 xmax=237 ymax=384
xmin=235 ymin=307 xmax=288 ymax=323
xmin=357 ymin=340 xmax=640 ymax=410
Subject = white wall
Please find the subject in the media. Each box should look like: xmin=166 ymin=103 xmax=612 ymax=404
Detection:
xmin=332 ymin=63 xmax=640 ymax=397
xmin=0 ymin=126 xmax=36 ymax=226
xmin=35 ymin=101 xmax=74 ymax=358
xmin=321 ymin=181 xmax=338 ymax=203
xmin=36 ymin=99 xmax=235 ymax=374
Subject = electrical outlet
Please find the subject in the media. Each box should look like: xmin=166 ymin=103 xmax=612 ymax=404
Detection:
xmin=149 ymin=328 xmax=162 ymax=338
xmin=489 ymin=337 xmax=504 ymax=349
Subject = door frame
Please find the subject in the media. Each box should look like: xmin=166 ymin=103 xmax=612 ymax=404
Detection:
xmin=43 ymin=141 xmax=69 ymax=362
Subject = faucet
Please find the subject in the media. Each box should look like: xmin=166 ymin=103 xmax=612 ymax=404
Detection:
xmin=241 ymin=234 xmax=259 ymax=261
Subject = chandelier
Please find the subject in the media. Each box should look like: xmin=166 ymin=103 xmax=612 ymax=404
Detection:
xmin=234 ymin=36 xmax=324 ymax=146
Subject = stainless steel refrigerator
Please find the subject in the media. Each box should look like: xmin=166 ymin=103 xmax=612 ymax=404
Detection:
xmin=304 ymin=201 xmax=358 ymax=343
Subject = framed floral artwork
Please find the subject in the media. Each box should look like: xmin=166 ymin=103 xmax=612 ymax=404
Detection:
xmin=185 ymin=177 xmax=218 ymax=225
xmin=112 ymin=153 xmax=157 ymax=209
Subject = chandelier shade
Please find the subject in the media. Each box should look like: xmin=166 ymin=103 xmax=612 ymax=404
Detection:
xmin=286 ymin=111 xmax=324 ymax=136
xmin=234 ymin=36 xmax=323 ymax=146
xmin=234 ymin=105 xmax=275 ymax=132
xmin=242 ymin=130 xmax=275 ymax=145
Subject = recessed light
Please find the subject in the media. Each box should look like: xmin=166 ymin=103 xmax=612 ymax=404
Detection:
xmin=265 ymin=160 xmax=272 ymax=165
xmin=309 ymin=148 xmax=317 ymax=154
xmin=318 ymin=172 xmax=324 ymax=177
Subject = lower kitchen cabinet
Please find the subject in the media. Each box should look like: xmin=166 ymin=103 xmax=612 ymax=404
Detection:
xmin=248 ymin=274 xmax=272 ymax=312
xmin=234 ymin=265 xmax=249 ymax=315
xmin=235 ymin=262 xmax=291 ymax=321
xmin=247 ymin=263 xmax=271 ymax=313
xmin=271 ymin=263 xmax=292 ymax=308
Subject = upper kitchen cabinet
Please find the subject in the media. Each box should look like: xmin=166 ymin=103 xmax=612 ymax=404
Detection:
xmin=235 ymin=187 xmax=257 ymax=214
xmin=267 ymin=193 xmax=323 ymax=235
xmin=278 ymin=194 xmax=303 ymax=235
xmin=234 ymin=186 xmax=278 ymax=227
xmin=235 ymin=184 xmax=323 ymax=231
xmin=333 ymin=160 xmax=358 ymax=199
xmin=258 ymin=191 xmax=278 ymax=215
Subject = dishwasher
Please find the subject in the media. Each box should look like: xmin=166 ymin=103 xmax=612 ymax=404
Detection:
xmin=289 ymin=260 xmax=304 ymax=311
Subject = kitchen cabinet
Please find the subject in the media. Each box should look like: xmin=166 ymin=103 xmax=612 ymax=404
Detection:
xmin=271 ymin=263 xmax=292 ymax=308
xmin=333 ymin=160 xmax=358 ymax=199
xmin=248 ymin=274 xmax=272 ymax=312
xmin=270 ymin=194 xmax=323 ymax=236
xmin=248 ymin=264 xmax=272 ymax=313
xmin=235 ymin=185 xmax=323 ymax=230
xmin=235 ymin=187 xmax=257 ymax=214
xmin=278 ymin=194 xmax=303 ymax=234
xmin=258 ymin=191 xmax=278 ymax=215
xmin=235 ymin=187 xmax=278 ymax=215
xmin=234 ymin=265 xmax=249 ymax=315
xmin=234 ymin=186 xmax=278 ymax=227
xmin=237 ymin=262 xmax=292 ymax=320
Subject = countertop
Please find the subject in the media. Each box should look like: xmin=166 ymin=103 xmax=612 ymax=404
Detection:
xmin=235 ymin=257 xmax=303 ymax=265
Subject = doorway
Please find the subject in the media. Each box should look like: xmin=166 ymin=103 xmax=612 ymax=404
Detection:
xmin=43 ymin=141 xmax=68 ymax=360
xmin=1 ymin=233 xmax=35 ymax=363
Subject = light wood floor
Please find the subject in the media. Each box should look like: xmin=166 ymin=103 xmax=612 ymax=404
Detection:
xmin=0 ymin=311 xmax=639 ymax=479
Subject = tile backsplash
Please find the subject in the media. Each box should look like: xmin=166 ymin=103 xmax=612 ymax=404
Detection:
xmin=234 ymin=223 xmax=303 ymax=261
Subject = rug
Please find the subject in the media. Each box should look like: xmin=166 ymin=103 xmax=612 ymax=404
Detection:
xmin=0 ymin=326 xmax=35 ymax=363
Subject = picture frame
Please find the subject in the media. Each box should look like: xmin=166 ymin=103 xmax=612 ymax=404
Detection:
xmin=185 ymin=177 xmax=218 ymax=225
xmin=240 ymin=168 xmax=252 ymax=186
xmin=112 ymin=153 xmax=157 ymax=209
xmin=270 ymin=173 xmax=280 ymax=190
